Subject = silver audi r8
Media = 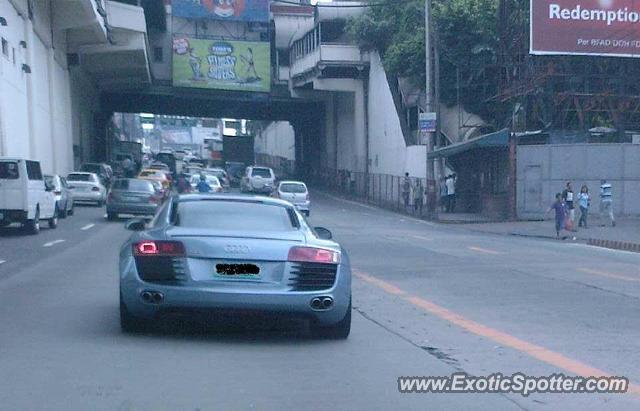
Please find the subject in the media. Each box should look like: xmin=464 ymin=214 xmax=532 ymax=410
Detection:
xmin=119 ymin=194 xmax=351 ymax=338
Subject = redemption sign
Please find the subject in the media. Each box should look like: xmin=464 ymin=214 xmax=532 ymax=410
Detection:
xmin=172 ymin=0 xmax=270 ymax=23
xmin=531 ymin=0 xmax=640 ymax=57
xmin=173 ymin=37 xmax=271 ymax=92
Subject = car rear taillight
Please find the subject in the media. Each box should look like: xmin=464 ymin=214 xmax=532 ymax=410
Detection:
xmin=305 ymin=193 xmax=309 ymax=201
xmin=149 ymin=195 xmax=161 ymax=204
xmin=133 ymin=241 xmax=186 ymax=257
xmin=288 ymin=246 xmax=340 ymax=264
xmin=91 ymin=186 xmax=100 ymax=192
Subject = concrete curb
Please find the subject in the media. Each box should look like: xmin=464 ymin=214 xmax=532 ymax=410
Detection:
xmin=587 ymin=238 xmax=640 ymax=253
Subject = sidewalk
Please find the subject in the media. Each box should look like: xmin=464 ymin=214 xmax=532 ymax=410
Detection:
xmin=460 ymin=216 xmax=640 ymax=252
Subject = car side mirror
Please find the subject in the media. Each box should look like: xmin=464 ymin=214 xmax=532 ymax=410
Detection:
xmin=125 ymin=218 xmax=146 ymax=231
xmin=45 ymin=182 xmax=54 ymax=192
xmin=314 ymin=227 xmax=333 ymax=240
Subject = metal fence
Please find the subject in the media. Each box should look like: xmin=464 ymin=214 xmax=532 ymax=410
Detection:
xmin=312 ymin=169 xmax=434 ymax=217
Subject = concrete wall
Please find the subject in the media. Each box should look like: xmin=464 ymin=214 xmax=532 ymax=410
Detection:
xmin=517 ymin=144 xmax=640 ymax=218
xmin=367 ymin=52 xmax=426 ymax=178
xmin=0 ymin=0 xmax=74 ymax=175
xmin=255 ymin=121 xmax=295 ymax=160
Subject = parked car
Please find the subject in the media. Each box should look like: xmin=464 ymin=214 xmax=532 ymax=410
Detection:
xmin=67 ymin=172 xmax=107 ymax=206
xmin=202 ymin=167 xmax=230 ymax=190
xmin=189 ymin=174 xmax=223 ymax=193
xmin=240 ymin=166 xmax=276 ymax=194
xmin=106 ymin=179 xmax=164 ymax=221
xmin=138 ymin=169 xmax=172 ymax=190
xmin=0 ymin=158 xmax=58 ymax=233
xmin=80 ymin=163 xmax=113 ymax=187
xmin=119 ymin=194 xmax=351 ymax=338
xmin=276 ymin=181 xmax=310 ymax=216
xmin=44 ymin=174 xmax=74 ymax=218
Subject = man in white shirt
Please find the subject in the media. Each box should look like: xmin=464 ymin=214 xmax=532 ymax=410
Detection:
xmin=445 ymin=174 xmax=456 ymax=213
xmin=600 ymin=179 xmax=615 ymax=227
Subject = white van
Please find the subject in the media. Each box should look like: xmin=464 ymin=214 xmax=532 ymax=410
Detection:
xmin=0 ymin=158 xmax=58 ymax=234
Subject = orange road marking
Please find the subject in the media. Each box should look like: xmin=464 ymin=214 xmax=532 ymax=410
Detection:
xmin=577 ymin=268 xmax=640 ymax=283
xmin=353 ymin=270 xmax=640 ymax=395
xmin=468 ymin=246 xmax=502 ymax=255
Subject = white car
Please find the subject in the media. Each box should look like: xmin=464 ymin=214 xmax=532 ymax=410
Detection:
xmin=276 ymin=181 xmax=310 ymax=216
xmin=240 ymin=166 xmax=276 ymax=194
xmin=67 ymin=172 xmax=107 ymax=206
xmin=189 ymin=174 xmax=223 ymax=193
xmin=0 ymin=158 xmax=58 ymax=234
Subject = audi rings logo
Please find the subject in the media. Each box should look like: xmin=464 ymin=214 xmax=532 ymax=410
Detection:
xmin=224 ymin=245 xmax=250 ymax=254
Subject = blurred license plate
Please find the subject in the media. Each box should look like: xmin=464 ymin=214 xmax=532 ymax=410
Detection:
xmin=215 ymin=263 xmax=260 ymax=277
xmin=122 ymin=196 xmax=141 ymax=202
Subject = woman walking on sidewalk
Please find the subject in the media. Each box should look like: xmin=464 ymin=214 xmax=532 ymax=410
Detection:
xmin=578 ymin=185 xmax=590 ymax=228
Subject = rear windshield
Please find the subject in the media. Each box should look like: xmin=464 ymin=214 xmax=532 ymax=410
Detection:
xmin=177 ymin=201 xmax=297 ymax=231
xmin=112 ymin=179 xmax=154 ymax=192
xmin=0 ymin=161 xmax=19 ymax=179
xmin=67 ymin=174 xmax=93 ymax=182
xmin=251 ymin=168 xmax=272 ymax=178
xmin=280 ymin=183 xmax=307 ymax=193
xmin=157 ymin=154 xmax=175 ymax=163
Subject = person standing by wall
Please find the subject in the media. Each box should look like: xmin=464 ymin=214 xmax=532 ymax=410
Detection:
xmin=600 ymin=179 xmax=615 ymax=227
xmin=402 ymin=173 xmax=411 ymax=211
xmin=562 ymin=182 xmax=575 ymax=229
xmin=413 ymin=179 xmax=425 ymax=216
xmin=577 ymin=185 xmax=590 ymax=228
xmin=439 ymin=177 xmax=448 ymax=212
xmin=445 ymin=174 xmax=457 ymax=213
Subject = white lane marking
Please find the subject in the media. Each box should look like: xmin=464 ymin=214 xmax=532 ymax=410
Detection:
xmin=43 ymin=239 xmax=65 ymax=248
xmin=412 ymin=235 xmax=434 ymax=241
xmin=81 ymin=223 xmax=95 ymax=231
xmin=0 ymin=260 xmax=6 ymax=265
xmin=468 ymin=246 xmax=503 ymax=255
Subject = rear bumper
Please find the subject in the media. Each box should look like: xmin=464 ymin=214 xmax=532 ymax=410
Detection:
xmin=120 ymin=262 xmax=351 ymax=326
xmin=107 ymin=202 xmax=158 ymax=216
xmin=71 ymin=191 xmax=103 ymax=202
xmin=0 ymin=209 xmax=28 ymax=223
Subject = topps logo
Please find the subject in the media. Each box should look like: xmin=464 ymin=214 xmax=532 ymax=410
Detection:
xmin=549 ymin=3 xmax=640 ymax=26
xmin=209 ymin=42 xmax=234 ymax=56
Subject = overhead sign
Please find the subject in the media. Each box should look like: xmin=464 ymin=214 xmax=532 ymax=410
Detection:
xmin=531 ymin=1 xmax=640 ymax=57
xmin=173 ymin=37 xmax=271 ymax=93
xmin=172 ymin=0 xmax=270 ymax=23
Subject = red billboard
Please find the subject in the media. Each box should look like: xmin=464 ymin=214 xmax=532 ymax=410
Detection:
xmin=531 ymin=0 xmax=640 ymax=57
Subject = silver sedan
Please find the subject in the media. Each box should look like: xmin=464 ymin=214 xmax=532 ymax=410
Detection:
xmin=119 ymin=194 xmax=352 ymax=338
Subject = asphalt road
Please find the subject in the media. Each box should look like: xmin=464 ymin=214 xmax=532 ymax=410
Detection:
xmin=0 ymin=194 xmax=638 ymax=410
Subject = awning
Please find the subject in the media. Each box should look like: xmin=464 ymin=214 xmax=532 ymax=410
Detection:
xmin=427 ymin=129 xmax=510 ymax=159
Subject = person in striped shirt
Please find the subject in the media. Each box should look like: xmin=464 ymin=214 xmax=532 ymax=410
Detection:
xmin=600 ymin=180 xmax=615 ymax=227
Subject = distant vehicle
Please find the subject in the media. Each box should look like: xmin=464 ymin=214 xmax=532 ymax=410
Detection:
xmin=276 ymin=181 xmax=310 ymax=216
xmin=80 ymin=163 xmax=113 ymax=187
xmin=184 ymin=165 xmax=203 ymax=176
xmin=44 ymin=174 xmax=74 ymax=218
xmin=138 ymin=169 xmax=172 ymax=190
xmin=155 ymin=152 xmax=177 ymax=175
xmin=202 ymin=167 xmax=230 ymax=190
xmin=240 ymin=166 xmax=275 ymax=194
xmin=173 ymin=150 xmax=187 ymax=161
xmin=189 ymin=174 xmax=223 ymax=193
xmin=111 ymin=153 xmax=135 ymax=177
xmin=113 ymin=141 xmax=143 ymax=170
xmin=187 ymin=158 xmax=208 ymax=168
xmin=0 ymin=158 xmax=58 ymax=233
xmin=67 ymin=172 xmax=107 ymax=206
xmin=223 ymin=135 xmax=254 ymax=169
xmin=106 ymin=179 xmax=163 ymax=221
xmin=148 ymin=162 xmax=170 ymax=172
xmin=225 ymin=161 xmax=246 ymax=187
xmin=119 ymin=194 xmax=351 ymax=338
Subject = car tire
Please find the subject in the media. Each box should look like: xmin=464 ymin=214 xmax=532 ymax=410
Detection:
xmin=59 ymin=203 xmax=67 ymax=219
xmin=48 ymin=208 xmax=58 ymax=229
xmin=67 ymin=202 xmax=74 ymax=216
xmin=25 ymin=208 xmax=40 ymax=235
xmin=107 ymin=212 xmax=117 ymax=221
xmin=310 ymin=298 xmax=351 ymax=339
xmin=120 ymin=294 xmax=145 ymax=333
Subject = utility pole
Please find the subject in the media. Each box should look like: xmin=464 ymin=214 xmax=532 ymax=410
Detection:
xmin=424 ymin=0 xmax=435 ymax=216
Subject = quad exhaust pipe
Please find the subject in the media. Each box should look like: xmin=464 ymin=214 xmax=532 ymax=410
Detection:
xmin=141 ymin=291 xmax=164 ymax=304
xmin=310 ymin=296 xmax=333 ymax=310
